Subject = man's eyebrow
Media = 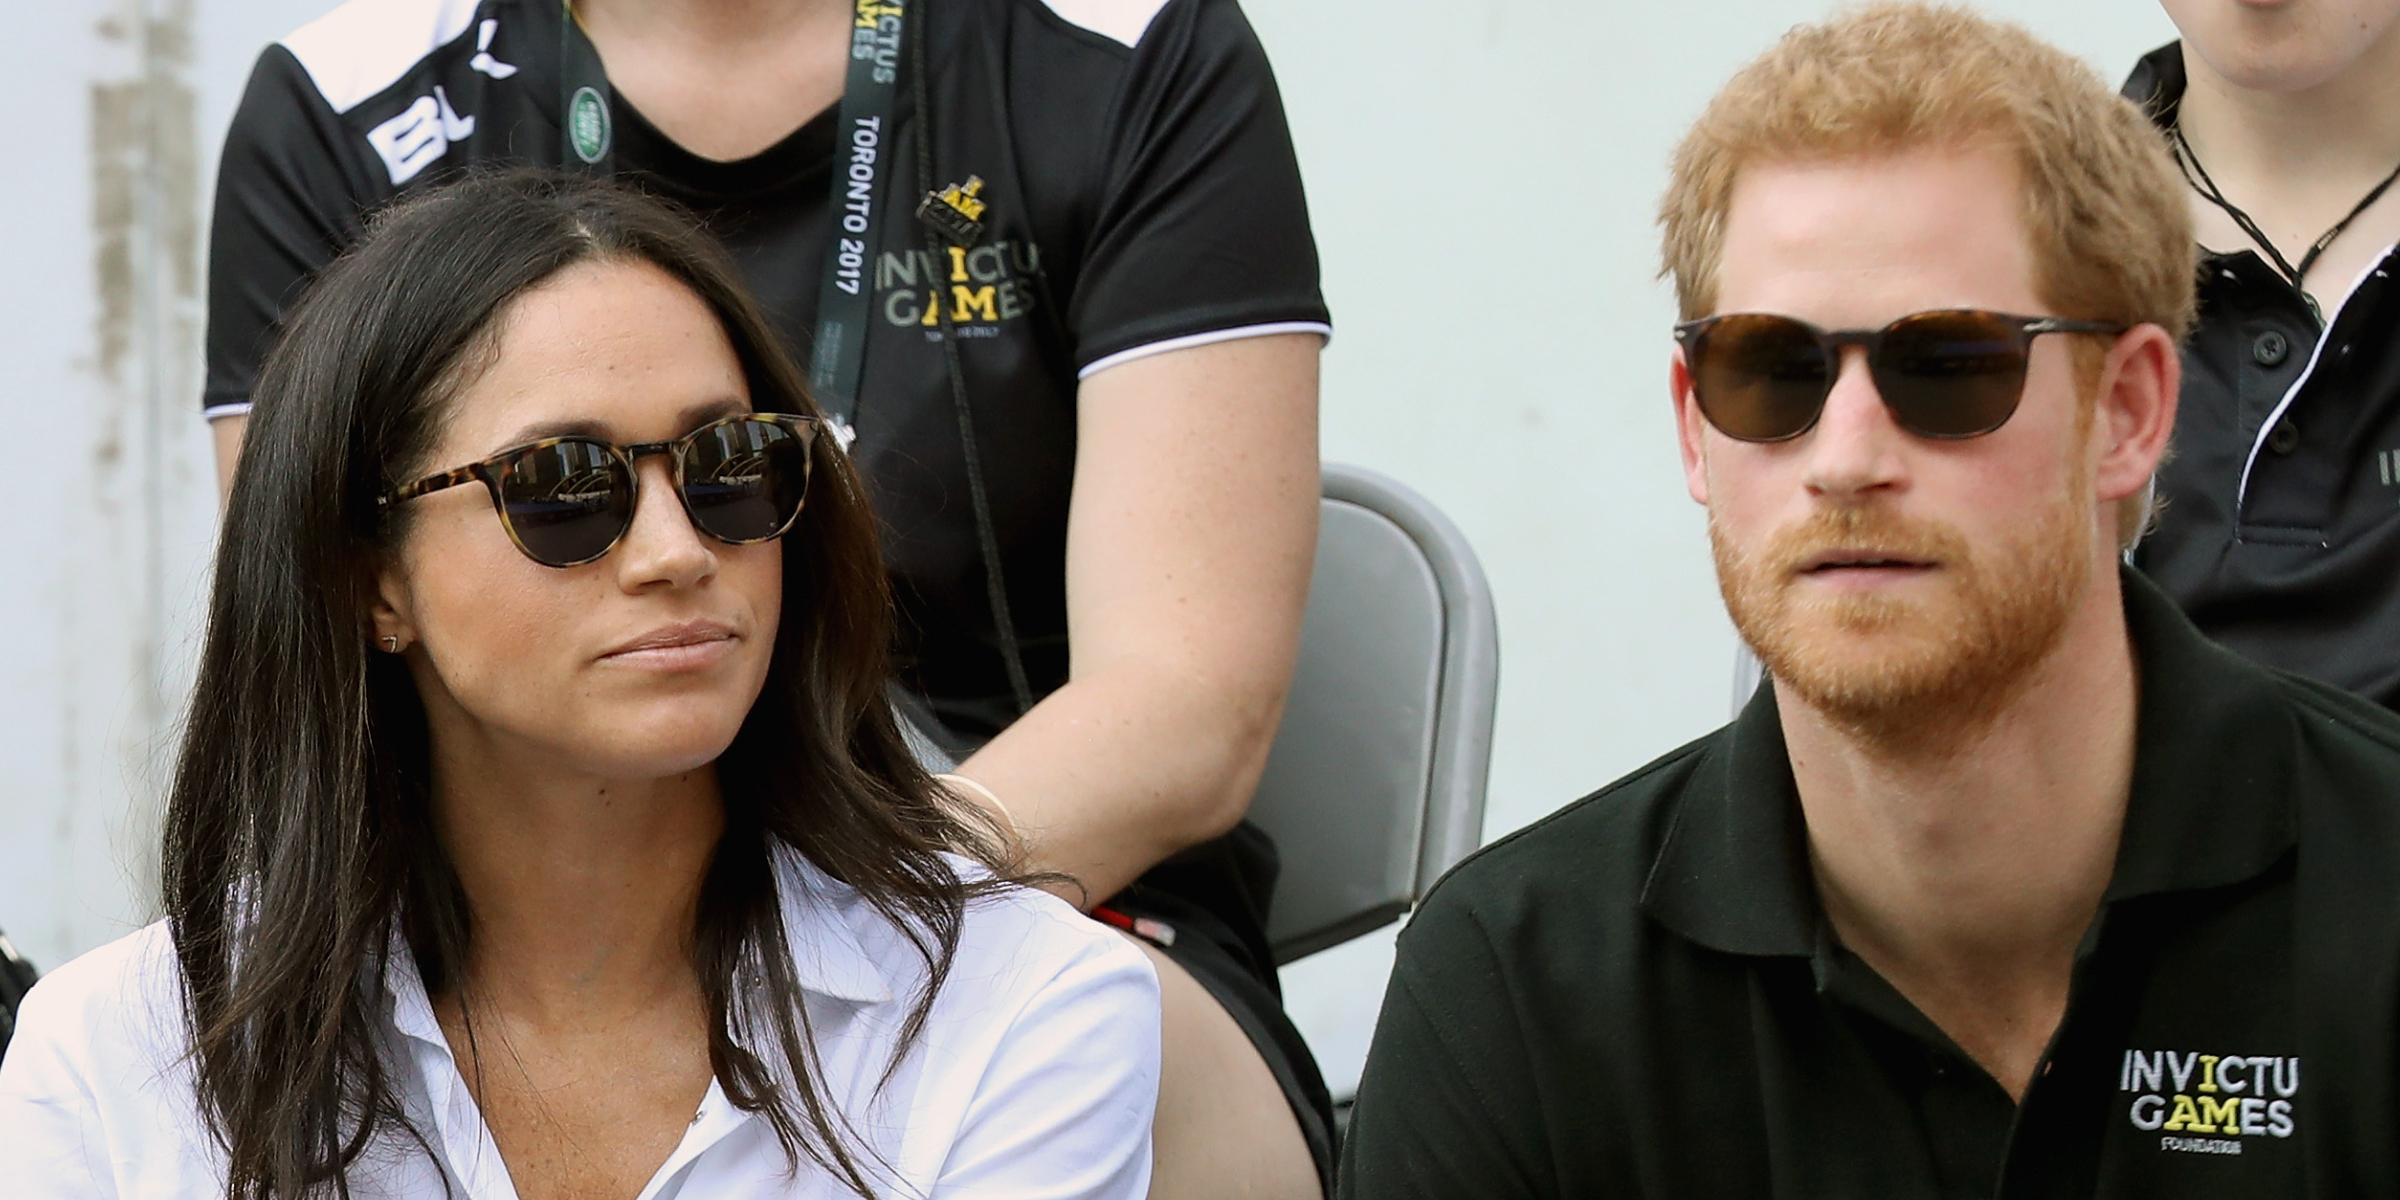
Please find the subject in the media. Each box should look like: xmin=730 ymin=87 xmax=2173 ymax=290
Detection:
xmin=491 ymin=396 xmax=751 ymax=450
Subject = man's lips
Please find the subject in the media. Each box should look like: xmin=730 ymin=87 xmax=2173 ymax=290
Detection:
xmin=1796 ymin=550 xmax=1938 ymax=574
xmin=600 ymin=618 xmax=739 ymax=667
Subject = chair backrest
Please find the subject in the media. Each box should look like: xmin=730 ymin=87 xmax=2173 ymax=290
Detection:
xmin=1249 ymin=464 xmax=1500 ymax=964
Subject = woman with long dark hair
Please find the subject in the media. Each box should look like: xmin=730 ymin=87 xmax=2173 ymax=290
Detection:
xmin=0 ymin=170 xmax=1158 ymax=1199
xmin=202 ymin=1 xmax=1334 ymax=1191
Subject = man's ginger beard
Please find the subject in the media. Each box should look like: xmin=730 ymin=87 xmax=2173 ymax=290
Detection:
xmin=1710 ymin=434 xmax=2099 ymax=753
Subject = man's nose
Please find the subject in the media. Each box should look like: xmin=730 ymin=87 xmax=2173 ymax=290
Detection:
xmin=1800 ymin=346 xmax=1909 ymax=500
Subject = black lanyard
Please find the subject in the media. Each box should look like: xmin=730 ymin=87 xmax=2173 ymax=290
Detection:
xmin=2173 ymin=122 xmax=2400 ymax=321
xmin=556 ymin=0 xmax=1034 ymax=713
xmin=558 ymin=0 xmax=909 ymax=443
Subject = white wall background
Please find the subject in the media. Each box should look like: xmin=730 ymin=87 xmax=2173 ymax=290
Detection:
xmin=0 ymin=0 xmax=2175 ymax=1097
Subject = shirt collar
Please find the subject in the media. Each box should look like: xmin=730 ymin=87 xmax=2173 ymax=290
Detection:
xmin=1641 ymin=567 xmax=2299 ymax=957
xmin=2122 ymin=41 xmax=2186 ymax=129
xmin=378 ymin=843 xmax=900 ymax=1059
xmin=769 ymin=847 xmax=899 ymax=1006
xmin=2120 ymin=41 xmax=2314 ymax=285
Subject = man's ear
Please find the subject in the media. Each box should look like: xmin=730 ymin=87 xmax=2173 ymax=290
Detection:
xmin=2091 ymin=323 xmax=2181 ymax=508
xmin=1673 ymin=347 xmax=1713 ymax=506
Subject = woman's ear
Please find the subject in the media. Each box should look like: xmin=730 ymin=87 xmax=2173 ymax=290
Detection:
xmin=371 ymin=555 xmax=420 ymax=655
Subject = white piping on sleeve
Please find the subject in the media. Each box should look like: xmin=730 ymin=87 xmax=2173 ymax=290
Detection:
xmin=1077 ymin=321 xmax=1332 ymax=380
xmin=204 ymin=402 xmax=254 ymax=422
xmin=2233 ymin=246 xmax=2398 ymax=515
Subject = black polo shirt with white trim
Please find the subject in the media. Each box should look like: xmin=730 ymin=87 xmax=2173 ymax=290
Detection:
xmin=2123 ymin=44 xmax=2400 ymax=713
xmin=1338 ymin=568 xmax=2400 ymax=1199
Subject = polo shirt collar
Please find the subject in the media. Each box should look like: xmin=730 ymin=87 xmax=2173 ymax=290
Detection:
xmin=2121 ymin=41 xmax=2186 ymax=128
xmin=1641 ymin=567 xmax=2298 ymax=957
xmin=1638 ymin=668 xmax=1817 ymax=958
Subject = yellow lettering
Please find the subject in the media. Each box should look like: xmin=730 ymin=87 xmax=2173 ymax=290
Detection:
xmin=2198 ymin=1095 xmax=2241 ymax=1133
xmin=921 ymin=291 xmax=939 ymax=326
xmin=950 ymin=285 xmax=997 ymax=322
xmin=948 ymin=245 xmax=970 ymax=282
xmin=2199 ymin=1055 xmax=2220 ymax=1093
xmin=2164 ymin=1094 xmax=2202 ymax=1132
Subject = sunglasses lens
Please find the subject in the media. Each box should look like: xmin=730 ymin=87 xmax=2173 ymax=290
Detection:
xmin=680 ymin=417 xmax=812 ymax=544
xmin=1690 ymin=314 xmax=1834 ymax=441
xmin=1874 ymin=311 xmax=2031 ymax=438
xmin=497 ymin=440 xmax=633 ymax=566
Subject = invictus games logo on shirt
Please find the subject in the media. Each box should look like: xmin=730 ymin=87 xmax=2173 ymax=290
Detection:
xmin=2120 ymin=1049 xmax=2298 ymax=1156
xmin=877 ymin=241 xmax=1042 ymax=339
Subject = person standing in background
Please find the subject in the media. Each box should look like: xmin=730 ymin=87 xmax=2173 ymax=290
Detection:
xmin=201 ymin=0 xmax=1331 ymax=1193
xmin=2128 ymin=0 xmax=2400 ymax=708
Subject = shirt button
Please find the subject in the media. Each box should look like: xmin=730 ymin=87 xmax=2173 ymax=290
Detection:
xmin=2253 ymin=330 xmax=2289 ymax=366
xmin=2268 ymin=417 xmax=2302 ymax=455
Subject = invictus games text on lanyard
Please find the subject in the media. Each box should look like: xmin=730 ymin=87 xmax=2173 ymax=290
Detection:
xmin=556 ymin=0 xmax=910 ymax=447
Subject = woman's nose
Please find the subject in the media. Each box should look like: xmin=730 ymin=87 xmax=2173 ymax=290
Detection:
xmin=613 ymin=454 xmax=717 ymax=590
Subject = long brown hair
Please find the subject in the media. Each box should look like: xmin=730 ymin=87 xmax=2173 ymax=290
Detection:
xmin=165 ymin=169 xmax=1006 ymax=1198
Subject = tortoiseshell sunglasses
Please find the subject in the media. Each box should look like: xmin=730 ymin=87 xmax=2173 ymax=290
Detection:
xmin=379 ymin=413 xmax=823 ymax=567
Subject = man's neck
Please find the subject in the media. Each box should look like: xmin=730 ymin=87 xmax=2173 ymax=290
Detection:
xmin=576 ymin=0 xmax=847 ymax=46
xmin=1782 ymin=568 xmax=2140 ymax=1100
xmin=2175 ymin=34 xmax=2400 ymax=296
xmin=2177 ymin=30 xmax=2400 ymax=186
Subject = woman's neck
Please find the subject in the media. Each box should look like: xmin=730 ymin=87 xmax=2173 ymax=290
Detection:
xmin=572 ymin=0 xmax=854 ymax=162
xmin=576 ymin=0 xmax=845 ymax=47
xmin=430 ymin=755 xmax=726 ymax=1025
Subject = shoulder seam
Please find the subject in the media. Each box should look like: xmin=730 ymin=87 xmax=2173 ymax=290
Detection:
xmin=1417 ymin=734 xmax=1720 ymax=911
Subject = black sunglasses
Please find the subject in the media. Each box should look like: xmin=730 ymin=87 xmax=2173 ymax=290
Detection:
xmin=1674 ymin=309 xmax=2125 ymax=443
xmin=380 ymin=413 xmax=823 ymax=567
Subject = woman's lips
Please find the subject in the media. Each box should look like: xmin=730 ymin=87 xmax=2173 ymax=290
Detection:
xmin=600 ymin=619 xmax=738 ymax=670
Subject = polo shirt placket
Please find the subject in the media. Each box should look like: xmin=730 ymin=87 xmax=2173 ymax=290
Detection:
xmin=1338 ymin=570 xmax=2400 ymax=1199
xmin=2124 ymin=44 xmax=2400 ymax=711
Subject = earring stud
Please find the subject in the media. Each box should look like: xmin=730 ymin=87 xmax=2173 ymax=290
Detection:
xmin=381 ymin=635 xmax=400 ymax=653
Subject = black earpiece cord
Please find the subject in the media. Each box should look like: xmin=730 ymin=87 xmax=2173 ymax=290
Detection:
xmin=912 ymin=0 xmax=1035 ymax=717
xmin=2172 ymin=123 xmax=2400 ymax=319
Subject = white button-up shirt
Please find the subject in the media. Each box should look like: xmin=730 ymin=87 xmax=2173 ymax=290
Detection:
xmin=0 ymin=851 xmax=1159 ymax=1199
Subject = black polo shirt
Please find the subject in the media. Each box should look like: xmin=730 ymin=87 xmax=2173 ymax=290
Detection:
xmin=1338 ymin=569 xmax=2400 ymax=1198
xmin=2123 ymin=44 xmax=2400 ymax=713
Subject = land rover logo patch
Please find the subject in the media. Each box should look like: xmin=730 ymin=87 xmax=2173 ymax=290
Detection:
xmin=568 ymin=86 xmax=610 ymax=164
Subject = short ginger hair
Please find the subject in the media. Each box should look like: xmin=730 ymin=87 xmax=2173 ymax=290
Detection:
xmin=1658 ymin=3 xmax=2197 ymax=548
xmin=1659 ymin=3 xmax=2195 ymax=339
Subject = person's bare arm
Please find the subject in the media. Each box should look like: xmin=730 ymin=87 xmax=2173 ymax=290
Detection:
xmin=212 ymin=414 xmax=248 ymax=501
xmin=953 ymin=333 xmax=1319 ymax=907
